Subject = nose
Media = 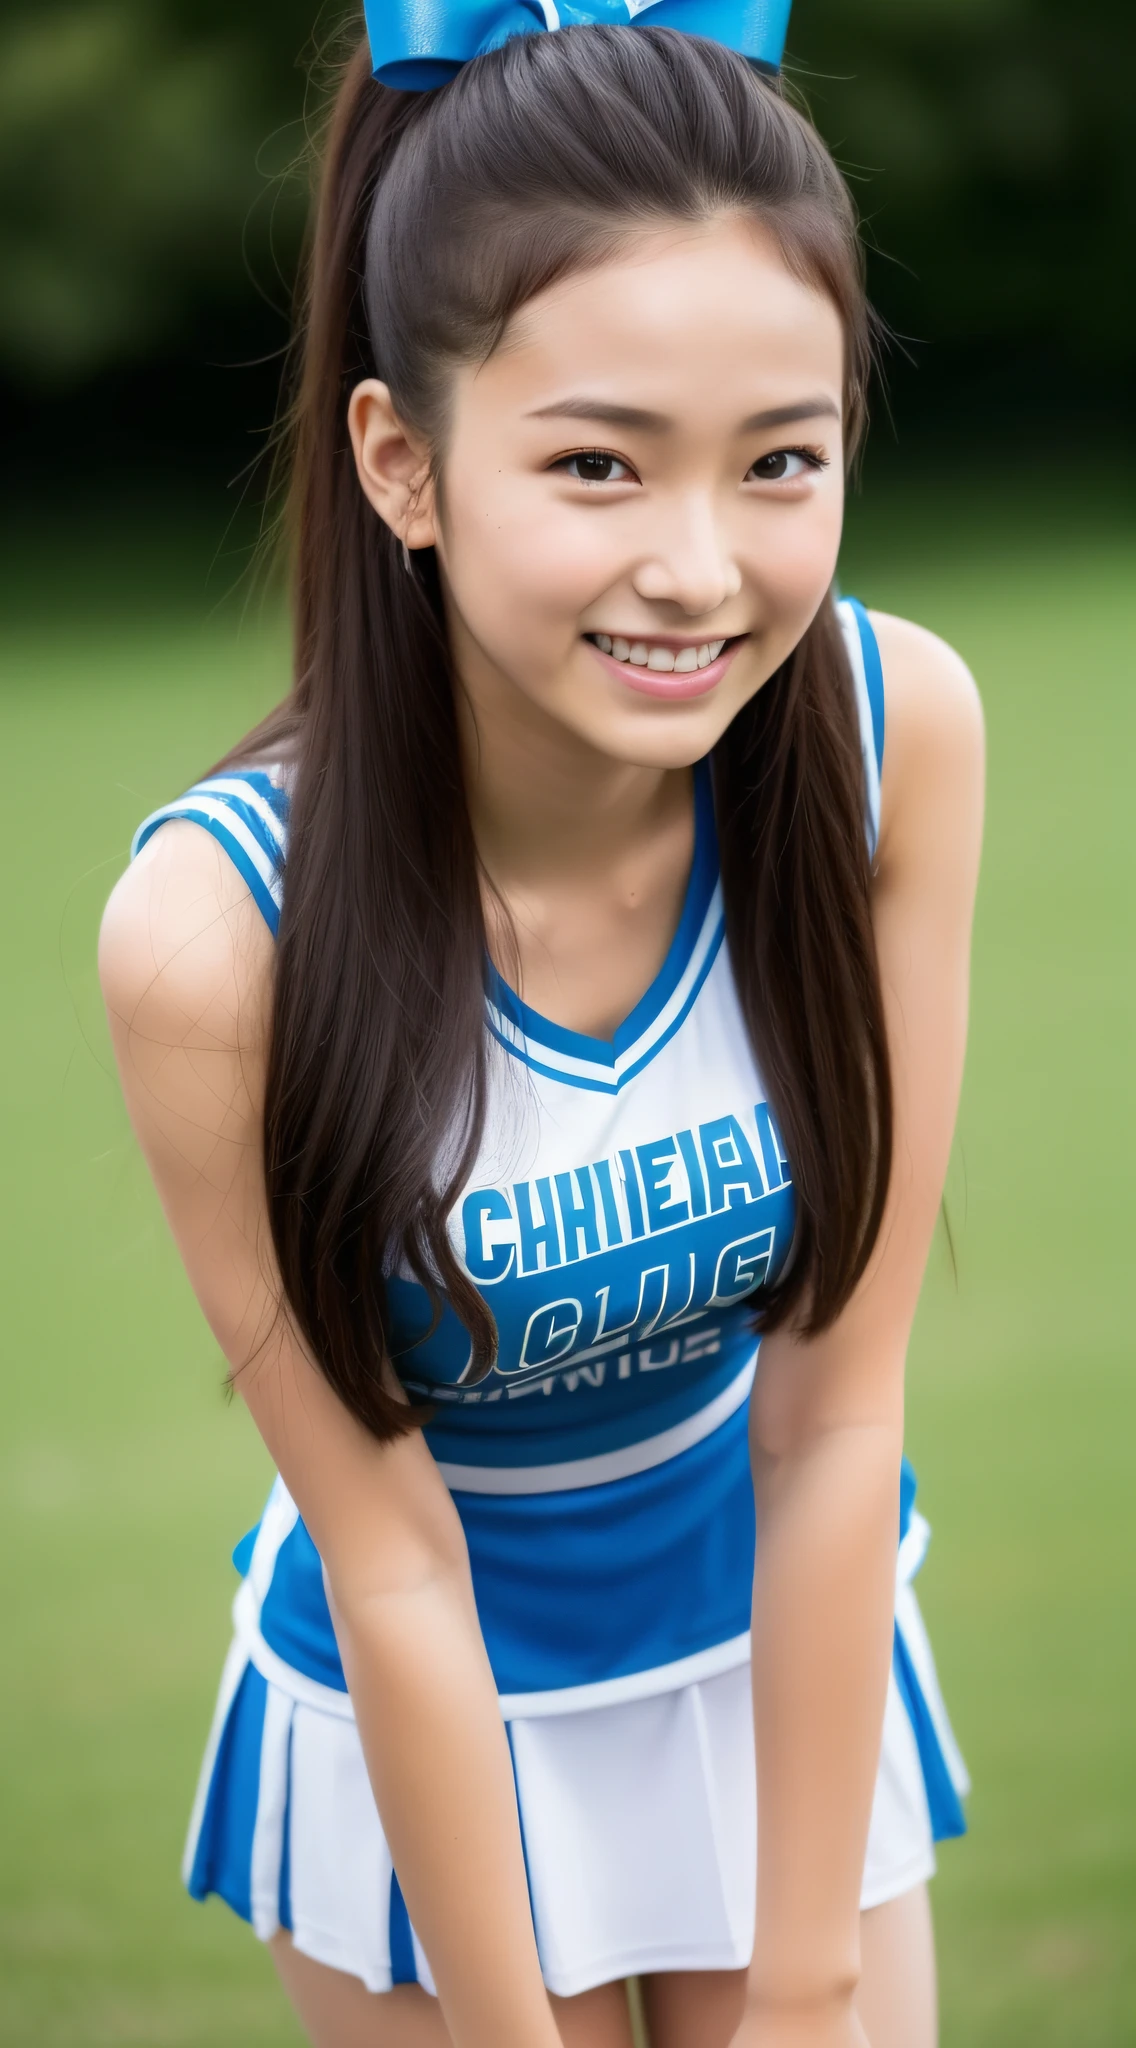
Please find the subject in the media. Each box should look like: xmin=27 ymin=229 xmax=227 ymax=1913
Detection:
xmin=631 ymin=494 xmax=742 ymax=616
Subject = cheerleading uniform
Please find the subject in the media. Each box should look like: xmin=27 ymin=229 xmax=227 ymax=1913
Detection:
xmin=133 ymin=598 xmax=967 ymax=1997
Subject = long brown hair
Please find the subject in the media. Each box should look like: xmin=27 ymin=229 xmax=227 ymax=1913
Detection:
xmin=228 ymin=25 xmax=891 ymax=1441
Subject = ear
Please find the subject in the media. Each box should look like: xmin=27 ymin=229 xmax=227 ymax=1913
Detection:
xmin=347 ymin=380 xmax=437 ymax=552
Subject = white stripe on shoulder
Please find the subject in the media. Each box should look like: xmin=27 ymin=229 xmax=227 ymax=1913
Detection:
xmin=192 ymin=775 xmax=290 ymax=857
xmin=135 ymin=793 xmax=285 ymax=908
xmin=435 ymin=1352 xmax=756 ymax=1495
xmin=837 ymin=600 xmax=882 ymax=858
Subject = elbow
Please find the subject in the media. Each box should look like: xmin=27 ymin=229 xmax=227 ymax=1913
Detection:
xmin=326 ymin=1550 xmax=483 ymax=1703
xmin=326 ymin=1536 xmax=473 ymax=1640
xmin=748 ymin=1362 xmax=906 ymax=1471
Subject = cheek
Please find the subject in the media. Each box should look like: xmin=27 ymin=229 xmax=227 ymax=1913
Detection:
xmin=755 ymin=493 xmax=844 ymax=614
xmin=440 ymin=469 xmax=607 ymax=641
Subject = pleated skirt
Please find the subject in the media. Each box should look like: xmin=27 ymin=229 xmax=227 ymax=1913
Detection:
xmin=184 ymin=1574 xmax=966 ymax=1999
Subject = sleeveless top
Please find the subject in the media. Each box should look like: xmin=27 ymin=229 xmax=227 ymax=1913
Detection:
xmin=133 ymin=597 xmax=889 ymax=1711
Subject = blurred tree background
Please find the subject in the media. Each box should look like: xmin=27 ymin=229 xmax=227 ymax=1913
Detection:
xmin=1 ymin=0 xmax=1134 ymax=495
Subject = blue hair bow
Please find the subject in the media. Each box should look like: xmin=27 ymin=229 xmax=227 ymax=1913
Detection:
xmin=364 ymin=0 xmax=791 ymax=92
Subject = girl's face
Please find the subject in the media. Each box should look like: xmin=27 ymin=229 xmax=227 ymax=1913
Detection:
xmin=362 ymin=215 xmax=847 ymax=770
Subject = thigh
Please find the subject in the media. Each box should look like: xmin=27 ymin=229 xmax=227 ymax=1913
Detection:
xmin=639 ymin=1887 xmax=937 ymax=2048
xmin=270 ymin=1937 xmax=449 ymax=2048
xmin=639 ymin=1966 xmax=747 ymax=2048
xmin=270 ymin=1934 xmax=636 ymax=2048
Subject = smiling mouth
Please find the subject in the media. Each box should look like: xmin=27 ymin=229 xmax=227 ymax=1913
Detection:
xmin=585 ymin=633 xmax=734 ymax=675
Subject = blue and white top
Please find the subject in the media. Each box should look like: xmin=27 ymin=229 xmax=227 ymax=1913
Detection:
xmin=134 ymin=598 xmax=892 ymax=1720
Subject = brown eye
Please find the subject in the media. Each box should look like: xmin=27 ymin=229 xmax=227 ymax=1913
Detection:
xmin=746 ymin=449 xmax=819 ymax=482
xmin=560 ymin=451 xmax=634 ymax=484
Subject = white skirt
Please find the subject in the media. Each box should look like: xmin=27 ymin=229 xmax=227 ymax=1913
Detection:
xmin=184 ymin=1574 xmax=965 ymax=1999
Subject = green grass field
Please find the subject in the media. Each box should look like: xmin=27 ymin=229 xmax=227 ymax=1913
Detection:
xmin=2 ymin=480 xmax=1134 ymax=2045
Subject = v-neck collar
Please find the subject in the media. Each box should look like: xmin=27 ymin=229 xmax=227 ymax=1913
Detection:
xmin=484 ymin=760 xmax=725 ymax=1096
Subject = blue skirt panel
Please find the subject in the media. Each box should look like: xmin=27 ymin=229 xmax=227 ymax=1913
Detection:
xmin=252 ymin=1390 xmax=756 ymax=1701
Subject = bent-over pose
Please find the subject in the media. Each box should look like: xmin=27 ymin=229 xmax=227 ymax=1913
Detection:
xmin=101 ymin=14 xmax=983 ymax=2048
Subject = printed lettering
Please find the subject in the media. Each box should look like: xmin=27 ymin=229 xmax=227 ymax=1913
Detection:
xmin=594 ymin=1262 xmax=670 ymax=1343
xmin=676 ymin=1128 xmax=708 ymax=1217
xmin=708 ymin=1227 xmax=775 ymax=1306
xmin=592 ymin=1156 xmax=624 ymax=1248
xmin=680 ymin=1325 xmax=722 ymax=1363
xmin=618 ymin=1149 xmax=646 ymax=1238
xmin=636 ymin=1136 xmax=690 ymax=1232
xmin=700 ymin=1115 xmax=765 ymax=1211
xmin=754 ymin=1101 xmax=791 ymax=1192
xmin=555 ymin=1167 xmax=601 ymax=1261
xmin=519 ymin=1296 xmax=583 ymax=1369
xmin=461 ymin=1187 xmax=516 ymax=1284
xmin=561 ymin=1362 xmax=606 ymax=1391
xmin=514 ymin=1175 xmax=562 ymax=1274
xmin=638 ymin=1339 xmax=680 ymax=1372
xmin=653 ymin=1250 xmax=698 ymax=1331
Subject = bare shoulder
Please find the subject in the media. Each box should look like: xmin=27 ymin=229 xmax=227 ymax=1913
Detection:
xmin=99 ymin=818 xmax=275 ymax=1063
xmin=870 ymin=609 xmax=983 ymax=750
xmin=869 ymin=610 xmax=985 ymax=868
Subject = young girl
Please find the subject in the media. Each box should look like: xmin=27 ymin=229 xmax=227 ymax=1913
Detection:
xmin=101 ymin=15 xmax=982 ymax=2048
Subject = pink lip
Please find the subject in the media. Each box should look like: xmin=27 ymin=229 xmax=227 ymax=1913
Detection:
xmin=586 ymin=638 xmax=743 ymax=700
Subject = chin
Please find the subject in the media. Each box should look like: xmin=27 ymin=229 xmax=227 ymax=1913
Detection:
xmin=582 ymin=706 xmax=736 ymax=770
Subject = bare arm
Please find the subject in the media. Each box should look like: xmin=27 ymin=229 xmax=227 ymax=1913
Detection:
xmin=99 ymin=824 xmax=561 ymax=2048
xmin=739 ymin=615 xmax=985 ymax=2047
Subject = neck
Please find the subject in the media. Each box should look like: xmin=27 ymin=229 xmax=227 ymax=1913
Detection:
xmin=454 ymin=656 xmax=689 ymax=896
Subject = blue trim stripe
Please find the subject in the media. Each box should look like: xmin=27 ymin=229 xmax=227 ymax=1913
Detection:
xmin=484 ymin=1022 xmax=626 ymax=1095
xmin=844 ymin=598 xmax=885 ymax=776
xmin=608 ymin=758 xmax=718 ymax=1053
xmin=388 ymin=1868 xmax=418 ymax=1985
xmin=899 ymin=1456 xmax=917 ymax=1547
xmin=131 ymin=773 xmax=288 ymax=938
xmin=892 ymin=1624 xmax=967 ymax=1843
xmin=140 ymin=805 xmax=282 ymax=934
xmin=612 ymin=918 xmax=725 ymax=1086
xmin=278 ymin=1719 xmax=294 ymax=1933
xmin=486 ymin=915 xmax=726 ymax=1096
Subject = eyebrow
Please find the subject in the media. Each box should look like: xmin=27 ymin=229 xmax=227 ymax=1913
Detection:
xmin=526 ymin=397 xmax=840 ymax=432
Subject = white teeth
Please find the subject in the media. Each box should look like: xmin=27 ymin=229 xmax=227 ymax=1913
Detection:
xmin=594 ymin=634 xmax=732 ymax=671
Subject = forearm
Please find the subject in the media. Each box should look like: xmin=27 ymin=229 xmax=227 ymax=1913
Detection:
xmin=746 ymin=1418 xmax=902 ymax=2020
xmin=237 ymin=1331 xmax=559 ymax=2048
xmin=334 ymin=1567 xmax=560 ymax=2048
